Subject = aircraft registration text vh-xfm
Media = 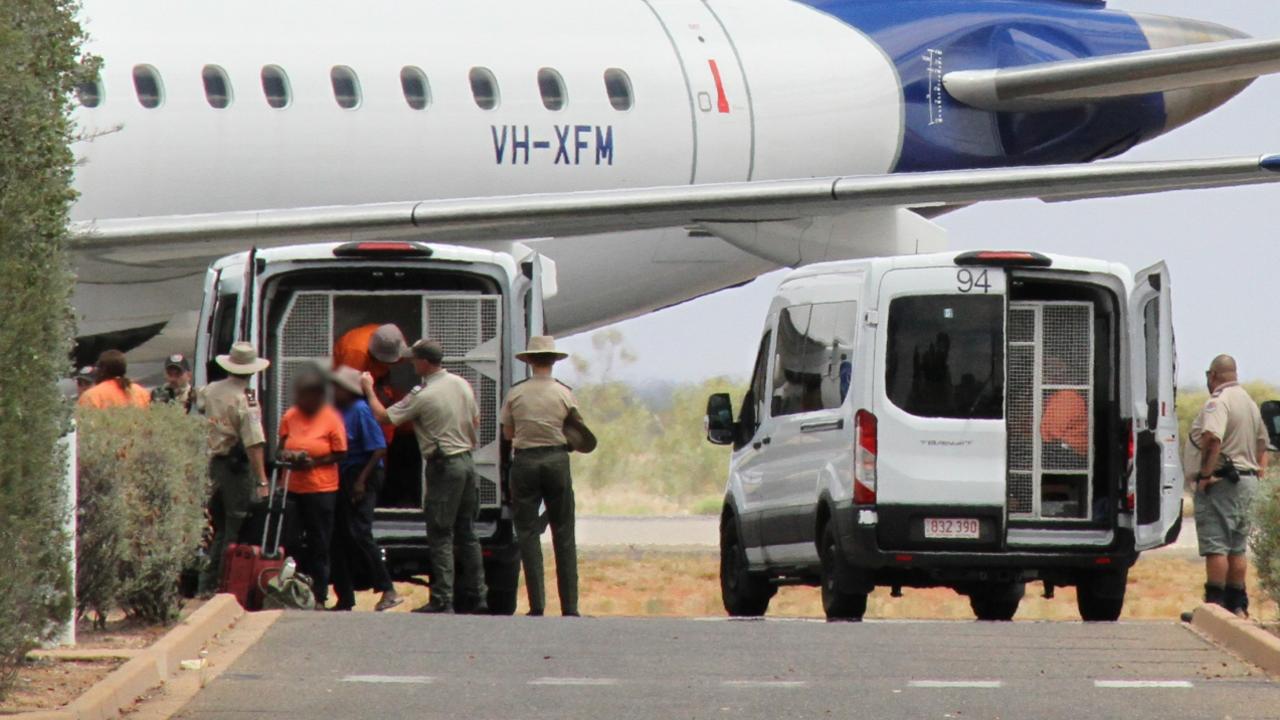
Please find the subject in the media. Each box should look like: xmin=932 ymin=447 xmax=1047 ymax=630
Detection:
xmin=67 ymin=0 xmax=1280 ymax=362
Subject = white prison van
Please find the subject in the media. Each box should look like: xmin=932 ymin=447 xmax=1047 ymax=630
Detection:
xmin=706 ymin=250 xmax=1183 ymax=622
xmin=195 ymin=240 xmax=553 ymax=615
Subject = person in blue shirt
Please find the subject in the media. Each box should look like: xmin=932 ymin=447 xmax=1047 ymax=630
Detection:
xmin=329 ymin=366 xmax=401 ymax=612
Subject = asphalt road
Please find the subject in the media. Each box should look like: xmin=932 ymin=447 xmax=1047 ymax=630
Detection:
xmin=175 ymin=614 xmax=1275 ymax=720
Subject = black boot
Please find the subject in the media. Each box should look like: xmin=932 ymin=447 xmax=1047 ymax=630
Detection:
xmin=1205 ymin=582 xmax=1227 ymax=608
xmin=1224 ymin=584 xmax=1249 ymax=618
xmin=1183 ymin=583 xmax=1226 ymax=622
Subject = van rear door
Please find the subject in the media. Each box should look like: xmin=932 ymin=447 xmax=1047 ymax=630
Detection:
xmin=872 ymin=267 xmax=1008 ymax=546
xmin=1130 ymin=262 xmax=1182 ymax=550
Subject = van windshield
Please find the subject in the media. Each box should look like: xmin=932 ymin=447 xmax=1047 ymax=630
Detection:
xmin=885 ymin=294 xmax=1004 ymax=419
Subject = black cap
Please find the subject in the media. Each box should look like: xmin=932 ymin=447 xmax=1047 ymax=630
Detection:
xmin=410 ymin=339 xmax=445 ymax=365
xmin=164 ymin=353 xmax=191 ymax=372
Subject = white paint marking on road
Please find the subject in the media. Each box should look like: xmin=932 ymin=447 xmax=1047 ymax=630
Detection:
xmin=908 ymin=680 xmax=1004 ymax=689
xmin=723 ymin=680 xmax=810 ymax=689
xmin=342 ymin=675 xmax=434 ymax=685
xmin=528 ymin=677 xmax=620 ymax=687
xmin=1094 ymin=680 xmax=1194 ymax=689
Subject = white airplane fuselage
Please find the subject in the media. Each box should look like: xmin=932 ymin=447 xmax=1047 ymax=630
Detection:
xmin=68 ymin=0 xmax=1253 ymax=358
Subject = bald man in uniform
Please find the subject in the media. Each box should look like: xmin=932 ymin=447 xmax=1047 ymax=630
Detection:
xmin=1188 ymin=354 xmax=1270 ymax=617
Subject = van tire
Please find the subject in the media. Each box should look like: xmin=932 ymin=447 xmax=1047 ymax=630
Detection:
xmin=1076 ymin=569 xmax=1127 ymax=622
xmin=820 ymin=523 xmax=867 ymax=622
xmin=721 ymin=515 xmax=773 ymax=617
xmin=968 ymin=582 xmax=1024 ymax=621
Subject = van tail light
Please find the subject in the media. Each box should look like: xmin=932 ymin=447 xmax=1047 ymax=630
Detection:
xmin=1123 ymin=418 xmax=1136 ymax=512
xmin=854 ymin=410 xmax=878 ymax=505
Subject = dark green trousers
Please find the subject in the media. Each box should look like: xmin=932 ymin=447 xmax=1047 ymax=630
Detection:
xmin=425 ymin=452 xmax=486 ymax=606
xmin=198 ymin=456 xmax=255 ymax=595
xmin=511 ymin=447 xmax=577 ymax=614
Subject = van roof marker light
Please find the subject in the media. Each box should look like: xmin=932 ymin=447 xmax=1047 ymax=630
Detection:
xmin=955 ymin=250 xmax=1052 ymax=268
xmin=333 ymin=241 xmax=434 ymax=258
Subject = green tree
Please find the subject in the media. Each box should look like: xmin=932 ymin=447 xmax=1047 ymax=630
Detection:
xmin=0 ymin=0 xmax=91 ymax=694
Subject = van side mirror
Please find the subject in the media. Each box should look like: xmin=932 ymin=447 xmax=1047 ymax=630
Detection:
xmin=1262 ymin=401 xmax=1280 ymax=451
xmin=705 ymin=393 xmax=736 ymax=446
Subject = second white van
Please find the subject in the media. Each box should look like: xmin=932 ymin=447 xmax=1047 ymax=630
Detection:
xmin=706 ymin=250 xmax=1183 ymax=622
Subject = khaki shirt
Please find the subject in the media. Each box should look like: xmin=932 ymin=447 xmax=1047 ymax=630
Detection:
xmin=386 ymin=369 xmax=478 ymax=457
xmin=500 ymin=377 xmax=578 ymax=450
xmin=1190 ymin=382 xmax=1269 ymax=473
xmin=195 ymin=376 xmax=266 ymax=457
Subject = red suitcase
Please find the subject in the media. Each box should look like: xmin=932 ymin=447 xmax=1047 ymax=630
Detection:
xmin=219 ymin=468 xmax=291 ymax=610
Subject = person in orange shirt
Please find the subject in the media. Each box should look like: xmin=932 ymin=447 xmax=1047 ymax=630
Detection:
xmin=334 ymin=324 xmax=412 ymax=441
xmin=1041 ymin=388 xmax=1088 ymax=460
xmin=78 ymin=350 xmax=150 ymax=409
xmin=278 ymin=368 xmax=347 ymax=608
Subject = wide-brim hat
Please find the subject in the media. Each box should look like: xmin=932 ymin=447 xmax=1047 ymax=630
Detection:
xmin=216 ymin=342 xmax=270 ymax=375
xmin=329 ymin=365 xmax=363 ymax=395
xmin=564 ymin=413 xmax=597 ymax=454
xmin=516 ymin=335 xmax=569 ymax=363
xmin=369 ymin=324 xmax=411 ymax=364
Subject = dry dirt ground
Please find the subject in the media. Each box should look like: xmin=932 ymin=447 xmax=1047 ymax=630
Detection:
xmin=0 ymin=619 xmax=168 ymax=714
xmin=357 ymin=549 xmax=1272 ymax=621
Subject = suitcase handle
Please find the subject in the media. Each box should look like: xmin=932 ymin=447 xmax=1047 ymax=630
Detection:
xmin=261 ymin=467 xmax=291 ymax=557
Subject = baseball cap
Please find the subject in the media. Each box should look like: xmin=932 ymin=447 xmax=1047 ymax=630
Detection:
xmin=75 ymin=365 xmax=94 ymax=382
xmin=410 ymin=339 xmax=445 ymax=364
xmin=164 ymin=353 xmax=190 ymax=372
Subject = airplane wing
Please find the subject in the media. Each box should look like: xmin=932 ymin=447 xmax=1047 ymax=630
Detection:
xmin=72 ymin=153 xmax=1280 ymax=248
xmin=944 ymin=38 xmax=1280 ymax=111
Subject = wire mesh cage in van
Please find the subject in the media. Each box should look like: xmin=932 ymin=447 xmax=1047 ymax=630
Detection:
xmin=271 ymin=290 xmax=503 ymax=509
xmin=1007 ymin=301 xmax=1094 ymax=522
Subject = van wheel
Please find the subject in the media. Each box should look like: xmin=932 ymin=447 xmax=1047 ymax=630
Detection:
xmin=820 ymin=523 xmax=867 ymax=622
xmin=720 ymin=515 xmax=774 ymax=617
xmin=1076 ymin=569 xmax=1127 ymax=622
xmin=969 ymin=582 xmax=1025 ymax=621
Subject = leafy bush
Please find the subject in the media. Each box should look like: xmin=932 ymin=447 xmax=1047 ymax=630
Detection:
xmin=1252 ymin=470 xmax=1280 ymax=616
xmin=76 ymin=405 xmax=210 ymax=625
xmin=0 ymin=0 xmax=92 ymax=697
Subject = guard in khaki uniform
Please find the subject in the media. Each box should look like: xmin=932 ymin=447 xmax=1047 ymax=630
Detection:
xmin=194 ymin=343 xmax=271 ymax=596
xmin=501 ymin=336 xmax=594 ymax=617
xmin=1188 ymin=354 xmax=1271 ymax=617
xmin=363 ymin=339 xmax=487 ymax=614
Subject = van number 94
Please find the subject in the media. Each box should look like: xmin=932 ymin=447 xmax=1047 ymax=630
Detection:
xmin=924 ymin=517 xmax=980 ymax=540
xmin=956 ymin=268 xmax=991 ymax=294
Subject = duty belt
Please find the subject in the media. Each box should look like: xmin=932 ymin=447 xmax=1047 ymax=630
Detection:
xmin=514 ymin=445 xmax=570 ymax=456
xmin=429 ymin=451 xmax=472 ymax=465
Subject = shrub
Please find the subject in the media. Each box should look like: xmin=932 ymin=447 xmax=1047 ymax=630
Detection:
xmin=0 ymin=0 xmax=92 ymax=697
xmin=76 ymin=405 xmax=210 ymax=625
xmin=1252 ymin=469 xmax=1280 ymax=616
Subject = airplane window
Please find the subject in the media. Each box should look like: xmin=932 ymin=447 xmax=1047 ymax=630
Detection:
xmin=261 ymin=65 xmax=291 ymax=109
xmin=604 ymin=68 xmax=632 ymax=111
xmin=331 ymin=66 xmax=361 ymax=109
xmin=400 ymin=66 xmax=430 ymax=110
xmin=132 ymin=65 xmax=164 ymax=109
xmin=76 ymin=78 xmax=102 ymax=108
xmin=537 ymin=68 xmax=566 ymax=111
xmin=202 ymin=65 xmax=232 ymax=109
xmin=469 ymin=67 xmax=499 ymax=110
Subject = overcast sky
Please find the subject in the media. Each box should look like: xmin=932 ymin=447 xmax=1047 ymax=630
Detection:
xmin=560 ymin=0 xmax=1280 ymax=389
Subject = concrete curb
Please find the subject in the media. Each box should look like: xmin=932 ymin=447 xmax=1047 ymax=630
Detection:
xmin=14 ymin=595 xmax=244 ymax=720
xmin=1190 ymin=603 xmax=1280 ymax=676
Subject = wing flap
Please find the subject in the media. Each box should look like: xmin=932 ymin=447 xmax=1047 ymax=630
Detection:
xmin=944 ymin=38 xmax=1280 ymax=111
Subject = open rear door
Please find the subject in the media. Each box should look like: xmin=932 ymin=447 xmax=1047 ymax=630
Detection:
xmin=1130 ymin=262 xmax=1182 ymax=550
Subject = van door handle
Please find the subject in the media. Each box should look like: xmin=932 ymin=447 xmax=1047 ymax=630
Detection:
xmin=801 ymin=419 xmax=844 ymax=434
xmin=753 ymin=437 xmax=771 ymax=450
